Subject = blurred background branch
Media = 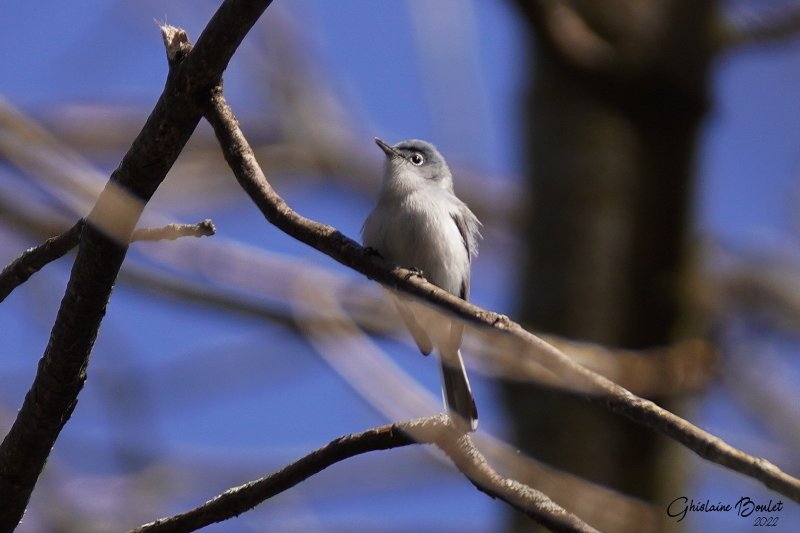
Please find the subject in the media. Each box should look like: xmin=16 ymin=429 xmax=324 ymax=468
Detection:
xmin=2 ymin=0 xmax=800 ymax=531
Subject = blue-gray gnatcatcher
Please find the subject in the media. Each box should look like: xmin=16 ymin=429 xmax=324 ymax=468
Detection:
xmin=362 ymin=138 xmax=481 ymax=431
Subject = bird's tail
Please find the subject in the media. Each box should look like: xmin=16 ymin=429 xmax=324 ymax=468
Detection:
xmin=439 ymin=348 xmax=478 ymax=432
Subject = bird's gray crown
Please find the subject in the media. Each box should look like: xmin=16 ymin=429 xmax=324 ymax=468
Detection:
xmin=375 ymin=137 xmax=452 ymax=189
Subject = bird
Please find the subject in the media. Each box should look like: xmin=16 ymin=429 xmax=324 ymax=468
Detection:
xmin=362 ymin=137 xmax=481 ymax=431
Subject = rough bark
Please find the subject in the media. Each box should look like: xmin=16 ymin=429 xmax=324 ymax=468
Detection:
xmin=0 ymin=1 xmax=273 ymax=528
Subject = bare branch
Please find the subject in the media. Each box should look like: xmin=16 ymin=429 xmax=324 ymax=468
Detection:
xmin=130 ymin=219 xmax=216 ymax=242
xmin=204 ymin=87 xmax=800 ymax=503
xmin=0 ymin=221 xmax=83 ymax=303
xmin=0 ymin=1 xmax=274 ymax=528
xmin=0 ymin=219 xmax=215 ymax=304
xmin=161 ymin=24 xmax=193 ymax=64
xmin=130 ymin=416 xmax=596 ymax=533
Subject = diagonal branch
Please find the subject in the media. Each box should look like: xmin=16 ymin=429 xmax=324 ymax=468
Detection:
xmin=204 ymin=84 xmax=800 ymax=503
xmin=0 ymin=220 xmax=84 ymax=302
xmin=130 ymin=416 xmax=596 ymax=533
xmin=0 ymin=219 xmax=216 ymax=303
xmin=0 ymin=1 xmax=274 ymax=529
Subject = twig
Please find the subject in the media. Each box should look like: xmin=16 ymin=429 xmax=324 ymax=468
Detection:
xmin=0 ymin=1 xmax=274 ymax=529
xmin=130 ymin=219 xmax=216 ymax=242
xmin=0 ymin=221 xmax=83 ymax=302
xmin=130 ymin=416 xmax=596 ymax=533
xmin=0 ymin=220 xmax=215 ymax=303
xmin=204 ymin=84 xmax=800 ymax=503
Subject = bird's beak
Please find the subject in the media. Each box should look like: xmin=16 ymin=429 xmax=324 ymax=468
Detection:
xmin=375 ymin=137 xmax=399 ymax=158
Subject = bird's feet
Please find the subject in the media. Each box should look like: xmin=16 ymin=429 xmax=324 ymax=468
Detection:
xmin=364 ymin=246 xmax=383 ymax=259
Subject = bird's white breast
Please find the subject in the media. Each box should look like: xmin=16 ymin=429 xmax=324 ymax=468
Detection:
xmin=363 ymin=189 xmax=469 ymax=297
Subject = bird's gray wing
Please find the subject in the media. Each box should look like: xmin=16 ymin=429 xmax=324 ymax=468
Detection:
xmin=450 ymin=206 xmax=481 ymax=262
xmin=395 ymin=297 xmax=434 ymax=356
xmin=450 ymin=212 xmax=473 ymax=266
xmin=447 ymin=212 xmax=476 ymax=356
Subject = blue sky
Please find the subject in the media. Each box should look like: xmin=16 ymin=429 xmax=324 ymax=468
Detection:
xmin=1 ymin=1 xmax=800 ymax=531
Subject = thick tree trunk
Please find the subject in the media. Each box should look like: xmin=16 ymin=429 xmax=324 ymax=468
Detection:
xmin=505 ymin=1 xmax=714 ymax=530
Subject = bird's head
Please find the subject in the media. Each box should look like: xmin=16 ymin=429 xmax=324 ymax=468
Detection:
xmin=375 ymin=138 xmax=453 ymax=193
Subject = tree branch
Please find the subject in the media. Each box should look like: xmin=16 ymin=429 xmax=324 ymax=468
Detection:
xmin=130 ymin=219 xmax=216 ymax=242
xmin=0 ymin=220 xmax=84 ymax=303
xmin=0 ymin=220 xmax=215 ymax=303
xmin=130 ymin=415 xmax=596 ymax=533
xmin=0 ymin=1 xmax=273 ymax=528
xmin=203 ymin=81 xmax=800 ymax=504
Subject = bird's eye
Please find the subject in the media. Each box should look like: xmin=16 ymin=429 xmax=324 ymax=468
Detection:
xmin=409 ymin=153 xmax=424 ymax=166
